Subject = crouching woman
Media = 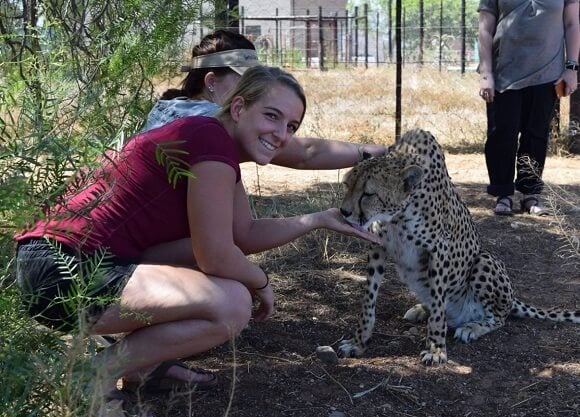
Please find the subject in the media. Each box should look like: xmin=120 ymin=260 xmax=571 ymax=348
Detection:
xmin=14 ymin=65 xmax=378 ymax=416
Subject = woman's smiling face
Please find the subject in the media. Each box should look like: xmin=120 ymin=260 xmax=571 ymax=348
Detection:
xmin=231 ymin=84 xmax=304 ymax=165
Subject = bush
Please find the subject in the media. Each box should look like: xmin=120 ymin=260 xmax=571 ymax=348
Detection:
xmin=1 ymin=1 xmax=203 ymax=414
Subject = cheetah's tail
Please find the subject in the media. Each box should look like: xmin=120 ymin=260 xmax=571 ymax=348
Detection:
xmin=510 ymin=298 xmax=580 ymax=324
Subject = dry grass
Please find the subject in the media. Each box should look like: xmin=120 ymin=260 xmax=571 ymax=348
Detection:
xmin=158 ymin=65 xmax=574 ymax=155
xmin=295 ymin=66 xmax=486 ymax=151
xmin=293 ymin=65 xmax=573 ymax=156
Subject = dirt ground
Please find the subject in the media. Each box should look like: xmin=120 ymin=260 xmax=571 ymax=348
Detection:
xmin=144 ymin=154 xmax=580 ymax=417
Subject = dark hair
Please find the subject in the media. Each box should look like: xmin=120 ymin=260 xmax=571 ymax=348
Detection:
xmin=218 ymin=65 xmax=307 ymax=129
xmin=161 ymin=30 xmax=256 ymax=100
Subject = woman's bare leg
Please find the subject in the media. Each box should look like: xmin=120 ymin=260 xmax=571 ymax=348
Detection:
xmin=140 ymin=238 xmax=196 ymax=267
xmin=90 ymin=264 xmax=253 ymax=391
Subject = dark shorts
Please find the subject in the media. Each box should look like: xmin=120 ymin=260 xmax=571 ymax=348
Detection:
xmin=16 ymin=238 xmax=138 ymax=333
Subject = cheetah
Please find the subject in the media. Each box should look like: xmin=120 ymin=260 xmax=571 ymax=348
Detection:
xmin=337 ymin=128 xmax=580 ymax=365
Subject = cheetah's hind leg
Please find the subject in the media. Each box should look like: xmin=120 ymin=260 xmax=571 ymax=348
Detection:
xmin=453 ymin=317 xmax=505 ymax=343
xmin=453 ymin=252 xmax=512 ymax=343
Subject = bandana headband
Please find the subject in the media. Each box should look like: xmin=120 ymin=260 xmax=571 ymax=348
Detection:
xmin=181 ymin=49 xmax=260 ymax=75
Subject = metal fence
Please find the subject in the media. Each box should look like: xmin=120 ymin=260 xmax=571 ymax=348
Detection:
xmin=193 ymin=2 xmax=480 ymax=72
xmin=189 ymin=2 xmax=576 ymax=147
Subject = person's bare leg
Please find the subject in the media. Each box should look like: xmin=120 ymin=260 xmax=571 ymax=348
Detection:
xmin=140 ymin=238 xmax=196 ymax=267
xmin=90 ymin=264 xmax=253 ymax=392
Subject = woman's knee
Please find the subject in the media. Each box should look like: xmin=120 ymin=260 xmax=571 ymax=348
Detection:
xmin=212 ymin=281 xmax=252 ymax=335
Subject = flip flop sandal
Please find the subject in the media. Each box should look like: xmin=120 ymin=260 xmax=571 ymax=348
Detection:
xmin=123 ymin=360 xmax=217 ymax=394
xmin=520 ymin=196 xmax=551 ymax=216
xmin=100 ymin=389 xmax=138 ymax=417
xmin=494 ymin=196 xmax=514 ymax=216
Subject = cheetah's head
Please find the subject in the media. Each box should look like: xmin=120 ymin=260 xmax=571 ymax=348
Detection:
xmin=340 ymin=153 xmax=423 ymax=229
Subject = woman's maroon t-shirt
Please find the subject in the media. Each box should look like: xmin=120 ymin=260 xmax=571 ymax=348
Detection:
xmin=16 ymin=116 xmax=241 ymax=260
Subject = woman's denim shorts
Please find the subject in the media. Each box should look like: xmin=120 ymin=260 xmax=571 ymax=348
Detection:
xmin=16 ymin=238 xmax=137 ymax=333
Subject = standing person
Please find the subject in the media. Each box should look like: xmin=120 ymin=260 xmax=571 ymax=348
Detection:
xmin=143 ymin=29 xmax=386 ymax=166
xmin=14 ymin=66 xmax=381 ymax=417
xmin=478 ymin=0 xmax=580 ymax=216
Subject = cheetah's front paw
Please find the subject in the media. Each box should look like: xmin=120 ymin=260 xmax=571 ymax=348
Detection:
xmin=420 ymin=348 xmax=447 ymax=365
xmin=337 ymin=338 xmax=367 ymax=358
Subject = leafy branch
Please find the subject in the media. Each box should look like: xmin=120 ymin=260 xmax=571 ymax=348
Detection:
xmin=155 ymin=140 xmax=195 ymax=188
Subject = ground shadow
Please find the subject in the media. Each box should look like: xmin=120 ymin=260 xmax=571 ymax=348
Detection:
xmin=149 ymin=178 xmax=579 ymax=417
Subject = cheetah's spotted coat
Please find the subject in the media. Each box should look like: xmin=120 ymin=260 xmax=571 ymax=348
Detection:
xmin=338 ymin=129 xmax=580 ymax=364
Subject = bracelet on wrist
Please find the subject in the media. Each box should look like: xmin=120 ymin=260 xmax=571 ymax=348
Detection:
xmin=565 ymin=60 xmax=579 ymax=71
xmin=357 ymin=146 xmax=372 ymax=162
xmin=255 ymin=271 xmax=270 ymax=290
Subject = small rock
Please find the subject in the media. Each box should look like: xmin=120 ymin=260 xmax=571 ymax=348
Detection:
xmin=510 ymin=221 xmax=526 ymax=230
xmin=316 ymin=345 xmax=339 ymax=365
xmin=408 ymin=326 xmax=420 ymax=336
xmin=329 ymin=411 xmax=346 ymax=417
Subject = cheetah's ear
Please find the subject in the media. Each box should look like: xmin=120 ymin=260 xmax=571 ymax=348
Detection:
xmin=402 ymin=165 xmax=423 ymax=193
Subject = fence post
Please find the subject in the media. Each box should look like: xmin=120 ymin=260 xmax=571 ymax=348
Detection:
xmin=395 ymin=0 xmax=402 ymax=140
xmin=272 ymin=7 xmax=282 ymax=66
xmin=345 ymin=9 xmax=350 ymax=66
xmin=364 ymin=3 xmax=369 ymax=69
xmin=290 ymin=7 xmax=295 ymax=56
xmin=241 ymin=6 xmax=245 ymax=35
xmin=461 ymin=0 xmax=466 ymax=73
xmin=333 ymin=13 xmax=339 ymax=68
xmin=376 ymin=11 xmax=379 ymax=66
xmin=318 ymin=6 xmax=325 ymax=71
xmin=439 ymin=0 xmax=443 ymax=71
xmin=354 ymin=6 xmax=359 ymax=66
xmin=338 ymin=12 xmax=343 ymax=65
xmin=402 ymin=7 xmax=406 ymax=64
xmin=200 ymin=2 xmax=204 ymax=39
xmin=388 ymin=0 xmax=392 ymax=62
xmin=419 ymin=0 xmax=424 ymax=65
xmin=306 ymin=9 xmax=311 ymax=68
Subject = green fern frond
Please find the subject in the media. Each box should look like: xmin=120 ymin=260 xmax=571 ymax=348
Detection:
xmin=48 ymin=239 xmax=79 ymax=279
xmin=155 ymin=140 xmax=195 ymax=188
xmin=84 ymin=246 xmax=114 ymax=277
